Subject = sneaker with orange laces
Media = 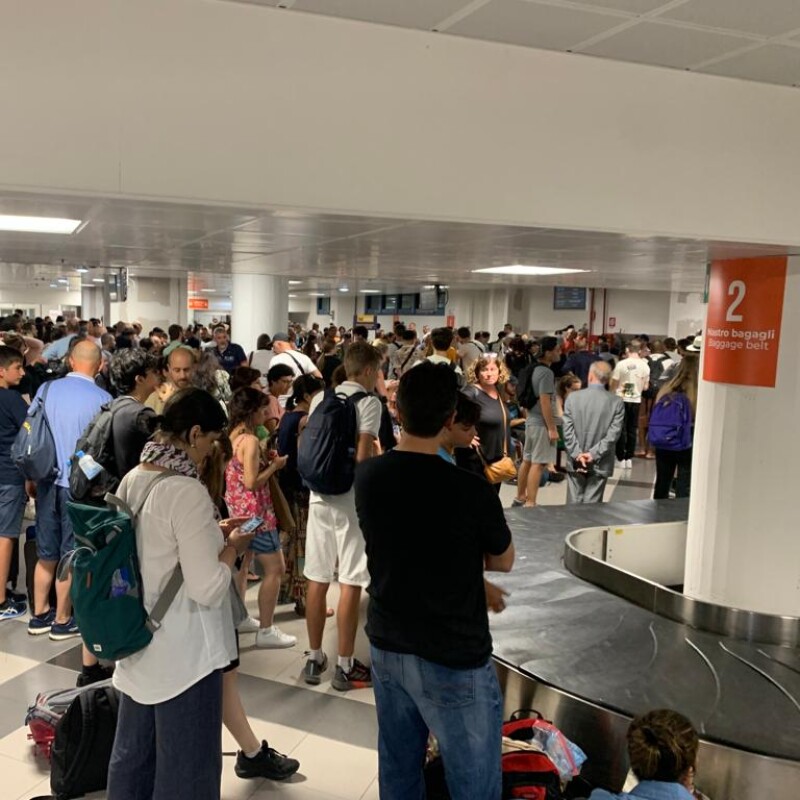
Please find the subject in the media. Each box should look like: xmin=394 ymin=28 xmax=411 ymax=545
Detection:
xmin=331 ymin=658 xmax=372 ymax=691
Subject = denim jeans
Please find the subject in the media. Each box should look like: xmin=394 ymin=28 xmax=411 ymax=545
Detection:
xmin=370 ymin=645 xmax=503 ymax=800
xmin=107 ymin=669 xmax=223 ymax=800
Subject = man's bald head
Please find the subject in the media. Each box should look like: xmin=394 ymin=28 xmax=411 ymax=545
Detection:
xmin=69 ymin=340 xmax=103 ymax=377
xmin=588 ymin=360 xmax=612 ymax=385
xmin=166 ymin=346 xmax=196 ymax=389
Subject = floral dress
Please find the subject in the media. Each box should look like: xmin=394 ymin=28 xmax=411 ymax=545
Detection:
xmin=224 ymin=454 xmax=278 ymax=548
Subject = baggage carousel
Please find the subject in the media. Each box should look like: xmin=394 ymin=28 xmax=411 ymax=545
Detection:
xmin=489 ymin=499 xmax=800 ymax=799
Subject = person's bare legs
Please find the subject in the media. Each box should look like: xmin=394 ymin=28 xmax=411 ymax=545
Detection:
xmin=305 ymin=579 xmax=330 ymax=651
xmin=515 ymin=460 xmax=531 ymax=504
xmin=524 ymin=463 xmax=546 ymax=507
xmin=54 ymin=573 xmax=72 ymax=624
xmin=223 ymin=669 xmax=260 ymax=754
xmin=255 ymin=551 xmax=284 ymax=629
xmin=33 ymin=559 xmax=56 ymax=615
xmin=237 ymin=551 xmax=253 ymax=601
xmin=336 ymin=583 xmax=362 ymax=658
xmin=0 ymin=538 xmax=15 ymax=604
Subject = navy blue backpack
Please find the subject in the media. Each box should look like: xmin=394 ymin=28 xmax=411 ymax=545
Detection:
xmin=297 ymin=389 xmax=365 ymax=494
xmin=648 ymin=392 xmax=693 ymax=451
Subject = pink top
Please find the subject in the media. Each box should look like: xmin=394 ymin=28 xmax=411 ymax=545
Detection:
xmin=224 ymin=455 xmax=278 ymax=532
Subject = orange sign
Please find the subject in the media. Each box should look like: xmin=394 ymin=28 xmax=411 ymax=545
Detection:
xmin=704 ymin=257 xmax=787 ymax=388
xmin=446 ymin=315 xmax=455 ymax=328
xmin=188 ymin=297 xmax=209 ymax=310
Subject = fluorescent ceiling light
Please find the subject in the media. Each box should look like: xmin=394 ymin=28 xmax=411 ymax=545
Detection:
xmin=288 ymin=280 xmax=303 ymax=285
xmin=75 ymin=266 xmax=89 ymax=274
xmin=472 ymin=265 xmax=589 ymax=276
xmin=0 ymin=215 xmax=82 ymax=234
xmin=308 ymin=292 xmax=326 ymax=297
xmin=360 ymin=289 xmax=381 ymax=294
xmin=49 ymin=283 xmax=58 ymax=288
xmin=288 ymin=294 xmax=298 ymax=298
xmin=338 ymin=287 xmax=350 ymax=293
xmin=200 ymin=288 xmax=217 ymax=293
xmin=92 ymin=278 xmax=105 ymax=283
xmin=57 ymin=278 xmax=69 ymax=284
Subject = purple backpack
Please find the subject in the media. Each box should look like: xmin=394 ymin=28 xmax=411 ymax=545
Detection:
xmin=648 ymin=393 xmax=693 ymax=451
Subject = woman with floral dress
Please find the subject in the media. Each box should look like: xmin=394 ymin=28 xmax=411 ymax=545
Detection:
xmin=225 ymin=387 xmax=293 ymax=649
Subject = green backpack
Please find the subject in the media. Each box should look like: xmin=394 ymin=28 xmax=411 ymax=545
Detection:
xmin=62 ymin=472 xmax=184 ymax=661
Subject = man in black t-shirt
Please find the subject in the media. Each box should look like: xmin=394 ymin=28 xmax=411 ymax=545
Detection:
xmin=355 ymin=362 xmax=514 ymax=800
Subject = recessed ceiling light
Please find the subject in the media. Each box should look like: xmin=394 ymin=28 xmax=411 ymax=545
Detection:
xmin=0 ymin=215 xmax=83 ymax=234
xmin=57 ymin=278 xmax=69 ymax=284
xmin=49 ymin=283 xmax=59 ymax=288
xmin=360 ymin=289 xmax=381 ymax=294
xmin=92 ymin=278 xmax=105 ymax=283
xmin=75 ymin=266 xmax=89 ymax=274
xmin=472 ymin=265 xmax=589 ymax=276
xmin=338 ymin=287 xmax=350 ymax=293
xmin=288 ymin=294 xmax=298 ymax=298
xmin=288 ymin=280 xmax=303 ymax=285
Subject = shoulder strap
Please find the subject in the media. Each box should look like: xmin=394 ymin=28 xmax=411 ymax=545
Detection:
xmin=400 ymin=346 xmax=416 ymax=370
xmin=286 ymin=351 xmax=306 ymax=374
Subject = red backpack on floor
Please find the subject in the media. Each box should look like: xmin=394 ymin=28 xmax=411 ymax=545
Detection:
xmin=502 ymin=712 xmax=564 ymax=800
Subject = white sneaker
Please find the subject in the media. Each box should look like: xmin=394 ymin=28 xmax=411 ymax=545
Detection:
xmin=255 ymin=626 xmax=297 ymax=649
xmin=616 ymin=460 xmax=626 ymax=469
xmin=624 ymin=459 xmax=633 ymax=469
xmin=237 ymin=616 xmax=260 ymax=634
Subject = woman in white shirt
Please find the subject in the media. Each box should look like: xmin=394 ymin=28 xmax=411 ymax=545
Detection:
xmin=107 ymin=388 xmax=253 ymax=800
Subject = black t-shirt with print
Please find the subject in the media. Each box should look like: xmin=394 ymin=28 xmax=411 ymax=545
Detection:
xmin=355 ymin=450 xmax=512 ymax=669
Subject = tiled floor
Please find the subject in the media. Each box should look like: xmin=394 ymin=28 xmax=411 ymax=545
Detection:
xmin=2 ymin=460 xmax=656 ymax=800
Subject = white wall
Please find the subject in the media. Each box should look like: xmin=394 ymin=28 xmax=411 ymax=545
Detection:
xmin=110 ymin=277 xmax=185 ymax=333
xmin=4 ymin=1 xmax=800 ymax=246
xmin=668 ymin=291 xmax=707 ymax=340
xmin=0 ymin=287 xmax=82 ymax=317
xmin=604 ymin=290 xmax=671 ymax=337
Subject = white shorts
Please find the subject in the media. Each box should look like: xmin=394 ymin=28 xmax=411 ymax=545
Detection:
xmin=304 ymin=490 xmax=369 ymax=588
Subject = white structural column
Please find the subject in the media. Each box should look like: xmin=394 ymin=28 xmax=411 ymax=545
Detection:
xmin=684 ymin=256 xmax=800 ymax=617
xmin=231 ymin=265 xmax=288 ymax=356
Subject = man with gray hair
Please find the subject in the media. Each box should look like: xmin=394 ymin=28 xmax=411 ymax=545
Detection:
xmin=562 ymin=361 xmax=625 ymax=504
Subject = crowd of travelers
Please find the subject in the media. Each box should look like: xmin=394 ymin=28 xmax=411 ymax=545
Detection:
xmin=0 ymin=309 xmax=706 ymax=799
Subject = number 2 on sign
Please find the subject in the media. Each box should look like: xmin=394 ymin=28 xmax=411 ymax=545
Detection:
xmin=726 ymin=280 xmax=746 ymax=322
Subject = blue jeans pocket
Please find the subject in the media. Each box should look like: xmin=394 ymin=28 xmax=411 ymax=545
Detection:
xmin=420 ymin=659 xmax=475 ymax=708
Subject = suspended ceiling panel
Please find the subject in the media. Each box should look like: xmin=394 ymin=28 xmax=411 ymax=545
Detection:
xmin=0 ymin=190 xmax=792 ymax=300
xmin=225 ymin=0 xmax=800 ymax=88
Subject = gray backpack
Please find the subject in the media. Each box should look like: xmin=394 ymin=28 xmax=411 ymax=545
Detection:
xmin=11 ymin=381 xmax=58 ymax=481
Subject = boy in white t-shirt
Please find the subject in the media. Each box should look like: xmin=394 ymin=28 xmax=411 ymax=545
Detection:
xmin=609 ymin=339 xmax=650 ymax=468
xmin=303 ymin=342 xmax=383 ymax=691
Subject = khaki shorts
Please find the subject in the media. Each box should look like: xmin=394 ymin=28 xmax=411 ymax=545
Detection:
xmin=304 ymin=490 xmax=369 ymax=587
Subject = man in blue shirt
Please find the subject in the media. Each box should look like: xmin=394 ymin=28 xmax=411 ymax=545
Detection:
xmin=211 ymin=326 xmax=247 ymax=376
xmin=41 ymin=318 xmax=80 ymax=362
xmin=28 ymin=340 xmax=111 ymax=640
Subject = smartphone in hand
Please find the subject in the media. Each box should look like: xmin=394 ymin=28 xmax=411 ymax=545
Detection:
xmin=239 ymin=516 xmax=265 ymax=534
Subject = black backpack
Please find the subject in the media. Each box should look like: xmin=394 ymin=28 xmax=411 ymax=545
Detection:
xmin=68 ymin=397 xmax=138 ymax=504
xmin=517 ymin=363 xmax=550 ymax=410
xmin=49 ymin=684 xmax=119 ymax=800
xmin=644 ymin=355 xmax=670 ymax=399
xmin=297 ymin=389 xmax=366 ymax=494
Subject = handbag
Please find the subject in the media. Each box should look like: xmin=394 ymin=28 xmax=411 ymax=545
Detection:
xmin=479 ymin=397 xmax=518 ymax=485
xmin=268 ymin=473 xmax=295 ymax=532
